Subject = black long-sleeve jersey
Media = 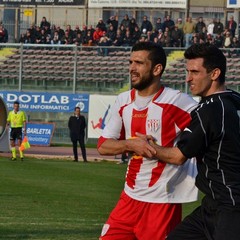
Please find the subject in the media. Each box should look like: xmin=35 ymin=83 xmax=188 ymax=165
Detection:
xmin=178 ymin=90 xmax=240 ymax=206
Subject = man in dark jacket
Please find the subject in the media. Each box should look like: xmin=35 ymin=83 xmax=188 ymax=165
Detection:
xmin=68 ymin=107 xmax=87 ymax=162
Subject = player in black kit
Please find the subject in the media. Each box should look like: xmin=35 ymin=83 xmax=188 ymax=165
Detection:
xmin=142 ymin=43 xmax=240 ymax=240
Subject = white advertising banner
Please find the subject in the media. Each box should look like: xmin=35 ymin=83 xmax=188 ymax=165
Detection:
xmin=227 ymin=0 xmax=240 ymax=8
xmin=88 ymin=95 xmax=117 ymax=139
xmin=88 ymin=0 xmax=187 ymax=8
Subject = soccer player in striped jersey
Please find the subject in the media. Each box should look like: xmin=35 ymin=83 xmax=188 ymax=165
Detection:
xmin=97 ymin=42 xmax=198 ymax=240
xmin=148 ymin=43 xmax=240 ymax=240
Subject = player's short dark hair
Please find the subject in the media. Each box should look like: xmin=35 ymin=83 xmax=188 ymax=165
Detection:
xmin=131 ymin=41 xmax=166 ymax=77
xmin=184 ymin=43 xmax=226 ymax=84
xmin=74 ymin=106 xmax=80 ymax=111
xmin=14 ymin=101 xmax=20 ymax=105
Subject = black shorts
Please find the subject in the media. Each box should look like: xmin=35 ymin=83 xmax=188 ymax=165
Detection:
xmin=167 ymin=196 xmax=240 ymax=240
xmin=10 ymin=128 xmax=23 ymax=141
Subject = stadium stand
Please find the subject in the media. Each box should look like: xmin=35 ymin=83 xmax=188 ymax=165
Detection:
xmin=0 ymin=45 xmax=131 ymax=93
xmin=0 ymin=45 xmax=239 ymax=94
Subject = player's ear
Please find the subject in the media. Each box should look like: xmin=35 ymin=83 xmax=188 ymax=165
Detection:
xmin=152 ymin=64 xmax=162 ymax=77
xmin=211 ymin=68 xmax=221 ymax=82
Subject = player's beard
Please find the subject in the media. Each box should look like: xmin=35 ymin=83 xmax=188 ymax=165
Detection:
xmin=131 ymin=69 xmax=154 ymax=91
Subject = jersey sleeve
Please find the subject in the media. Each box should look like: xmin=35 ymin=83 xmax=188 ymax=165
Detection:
xmin=177 ymin=110 xmax=208 ymax=158
xmin=101 ymin=95 xmax=125 ymax=140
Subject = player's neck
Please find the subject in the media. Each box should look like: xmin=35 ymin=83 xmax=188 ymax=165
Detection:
xmin=138 ymin=81 xmax=162 ymax=97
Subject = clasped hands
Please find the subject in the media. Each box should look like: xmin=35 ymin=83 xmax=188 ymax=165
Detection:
xmin=126 ymin=132 xmax=157 ymax=158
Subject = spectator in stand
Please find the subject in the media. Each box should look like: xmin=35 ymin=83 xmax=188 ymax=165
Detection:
xmin=74 ymin=25 xmax=81 ymax=38
xmin=34 ymin=26 xmax=41 ymax=40
xmin=155 ymin=17 xmax=164 ymax=32
xmin=191 ymin=34 xmax=199 ymax=45
xmin=231 ymin=36 xmax=240 ymax=48
xmin=213 ymin=18 xmax=224 ymax=36
xmin=171 ymin=25 xmax=183 ymax=47
xmin=164 ymin=26 xmax=171 ymax=37
xmin=35 ymin=28 xmax=46 ymax=44
xmin=65 ymin=25 xmax=74 ymax=39
xmin=98 ymin=31 xmax=111 ymax=56
xmin=156 ymin=29 xmax=164 ymax=43
xmin=226 ymin=15 xmax=237 ymax=38
xmin=160 ymin=30 xmax=172 ymax=47
xmin=45 ymin=34 xmax=52 ymax=44
xmin=175 ymin=18 xmax=184 ymax=32
xmin=19 ymin=33 xmax=25 ymax=43
xmin=129 ymin=18 xmax=138 ymax=35
xmin=50 ymin=24 xmax=56 ymax=38
xmin=96 ymin=18 xmax=107 ymax=32
xmin=120 ymin=14 xmax=130 ymax=29
xmin=175 ymin=18 xmax=184 ymax=47
xmin=141 ymin=15 xmax=153 ymax=33
xmin=106 ymin=24 xmax=116 ymax=44
xmin=24 ymin=29 xmax=35 ymax=43
xmin=198 ymin=26 xmax=207 ymax=42
xmin=51 ymin=31 xmax=61 ymax=44
xmin=40 ymin=16 xmax=51 ymax=30
xmin=93 ymin=27 xmax=103 ymax=44
xmin=132 ymin=25 xmax=141 ymax=44
xmin=43 ymin=24 xmax=51 ymax=36
xmin=61 ymin=31 xmax=73 ymax=44
xmin=0 ymin=24 xmax=8 ymax=43
xmin=28 ymin=24 xmax=37 ymax=37
xmin=183 ymin=17 xmax=195 ymax=48
xmin=73 ymin=32 xmax=83 ymax=46
xmin=119 ymin=24 xmax=126 ymax=38
xmin=195 ymin=17 xmax=206 ymax=35
xmin=231 ymin=37 xmax=240 ymax=55
xmin=162 ymin=15 xmax=175 ymax=33
xmin=81 ymin=25 xmax=88 ymax=40
xmin=207 ymin=19 xmax=215 ymax=37
xmin=88 ymin=25 xmax=95 ymax=36
xmin=140 ymin=28 xmax=148 ymax=42
xmin=146 ymin=30 xmax=155 ymax=42
xmin=205 ymin=33 xmax=214 ymax=45
xmin=107 ymin=15 xmax=118 ymax=32
xmin=83 ymin=30 xmax=94 ymax=46
xmin=122 ymin=29 xmax=133 ymax=47
xmin=112 ymin=29 xmax=123 ymax=46
xmin=223 ymin=30 xmax=232 ymax=48
xmin=56 ymin=26 xmax=65 ymax=40
xmin=214 ymin=32 xmax=224 ymax=48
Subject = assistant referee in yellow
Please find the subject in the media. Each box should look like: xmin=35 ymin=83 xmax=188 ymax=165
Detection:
xmin=6 ymin=101 xmax=27 ymax=161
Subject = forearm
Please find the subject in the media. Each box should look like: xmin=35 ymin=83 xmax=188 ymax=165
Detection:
xmin=98 ymin=137 xmax=156 ymax=158
xmin=98 ymin=139 xmax=127 ymax=156
xmin=149 ymin=142 xmax=187 ymax=165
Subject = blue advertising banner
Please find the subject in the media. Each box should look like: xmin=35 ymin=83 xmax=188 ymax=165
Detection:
xmin=0 ymin=91 xmax=89 ymax=113
xmin=26 ymin=122 xmax=55 ymax=146
xmin=227 ymin=0 xmax=238 ymax=7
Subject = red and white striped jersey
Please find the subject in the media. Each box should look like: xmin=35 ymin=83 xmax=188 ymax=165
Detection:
xmin=99 ymin=86 xmax=198 ymax=203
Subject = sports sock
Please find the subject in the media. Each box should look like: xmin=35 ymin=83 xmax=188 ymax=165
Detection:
xmin=11 ymin=147 xmax=16 ymax=159
xmin=19 ymin=147 xmax=24 ymax=158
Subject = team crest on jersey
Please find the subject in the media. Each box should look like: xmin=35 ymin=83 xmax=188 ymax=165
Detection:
xmin=147 ymin=119 xmax=160 ymax=132
xmin=101 ymin=224 xmax=110 ymax=236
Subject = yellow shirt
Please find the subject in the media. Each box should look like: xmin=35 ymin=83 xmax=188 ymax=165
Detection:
xmin=7 ymin=110 xmax=26 ymax=128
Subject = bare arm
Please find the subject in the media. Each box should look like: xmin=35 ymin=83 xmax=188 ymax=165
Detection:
xmin=135 ymin=132 xmax=187 ymax=165
xmin=98 ymin=137 xmax=156 ymax=158
xmin=149 ymin=141 xmax=187 ymax=165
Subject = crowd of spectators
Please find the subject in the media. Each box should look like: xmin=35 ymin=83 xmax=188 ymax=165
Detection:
xmin=17 ymin=15 xmax=240 ymax=53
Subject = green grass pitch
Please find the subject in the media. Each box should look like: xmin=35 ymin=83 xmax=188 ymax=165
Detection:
xmin=0 ymin=157 xmax=202 ymax=239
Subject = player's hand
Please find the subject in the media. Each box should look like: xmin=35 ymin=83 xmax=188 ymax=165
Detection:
xmin=135 ymin=132 xmax=156 ymax=143
xmin=126 ymin=135 xmax=156 ymax=158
